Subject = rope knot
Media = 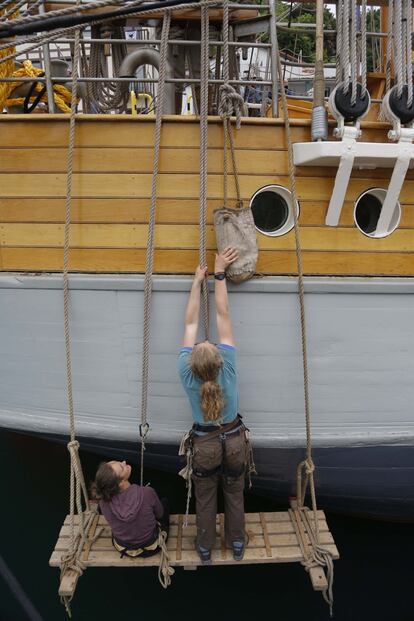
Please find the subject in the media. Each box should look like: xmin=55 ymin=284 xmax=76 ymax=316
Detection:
xmin=304 ymin=459 xmax=315 ymax=475
xmin=219 ymin=84 xmax=244 ymax=129
xmin=67 ymin=440 xmax=80 ymax=451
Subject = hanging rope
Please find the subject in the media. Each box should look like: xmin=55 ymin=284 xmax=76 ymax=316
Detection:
xmin=394 ymin=0 xmax=403 ymax=98
xmin=405 ymin=0 xmax=413 ymax=107
xmin=58 ymin=14 xmax=99 ymax=617
xmin=337 ymin=0 xmax=367 ymax=107
xmin=335 ymin=0 xmax=343 ymax=87
xmin=274 ymin=19 xmax=334 ymax=615
xmin=139 ymin=10 xmax=171 ymax=487
xmin=199 ymin=0 xmax=210 ymax=340
xmin=361 ymin=0 xmax=367 ymax=97
xmin=218 ymin=0 xmax=244 ymax=210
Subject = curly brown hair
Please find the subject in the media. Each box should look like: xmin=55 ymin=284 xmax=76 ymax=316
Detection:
xmin=90 ymin=462 xmax=122 ymax=502
xmin=190 ymin=343 xmax=224 ymax=422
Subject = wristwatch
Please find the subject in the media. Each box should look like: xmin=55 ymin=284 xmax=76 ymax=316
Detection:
xmin=214 ymin=272 xmax=226 ymax=281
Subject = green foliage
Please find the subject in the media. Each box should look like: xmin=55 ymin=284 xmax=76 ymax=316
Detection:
xmin=273 ymin=2 xmax=336 ymax=63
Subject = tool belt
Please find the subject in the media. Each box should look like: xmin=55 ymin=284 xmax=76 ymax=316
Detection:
xmin=179 ymin=414 xmax=256 ymax=483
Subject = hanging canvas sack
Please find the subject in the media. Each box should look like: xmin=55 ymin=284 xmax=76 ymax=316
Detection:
xmin=214 ymin=205 xmax=258 ymax=283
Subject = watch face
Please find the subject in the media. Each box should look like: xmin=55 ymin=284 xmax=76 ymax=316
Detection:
xmin=215 ymin=273 xmax=226 ymax=280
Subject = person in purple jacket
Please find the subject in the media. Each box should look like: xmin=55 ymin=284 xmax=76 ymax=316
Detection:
xmin=91 ymin=460 xmax=169 ymax=558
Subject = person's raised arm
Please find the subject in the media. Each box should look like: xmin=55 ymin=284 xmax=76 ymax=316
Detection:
xmin=182 ymin=265 xmax=208 ymax=347
xmin=215 ymin=247 xmax=238 ymax=346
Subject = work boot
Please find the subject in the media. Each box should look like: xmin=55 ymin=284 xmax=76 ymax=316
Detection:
xmin=232 ymin=540 xmax=245 ymax=561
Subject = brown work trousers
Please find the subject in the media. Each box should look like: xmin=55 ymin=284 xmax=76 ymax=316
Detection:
xmin=192 ymin=424 xmax=249 ymax=550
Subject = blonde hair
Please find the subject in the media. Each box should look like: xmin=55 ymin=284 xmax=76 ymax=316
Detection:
xmin=190 ymin=343 xmax=224 ymax=422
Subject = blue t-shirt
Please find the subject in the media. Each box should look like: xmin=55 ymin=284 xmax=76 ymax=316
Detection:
xmin=177 ymin=344 xmax=238 ymax=425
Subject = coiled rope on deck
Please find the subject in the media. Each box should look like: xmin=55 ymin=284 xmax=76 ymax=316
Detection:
xmin=274 ymin=18 xmax=335 ymax=616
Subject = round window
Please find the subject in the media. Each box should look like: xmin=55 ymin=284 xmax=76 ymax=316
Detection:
xmin=250 ymin=185 xmax=299 ymax=236
xmin=354 ymin=188 xmax=401 ymax=238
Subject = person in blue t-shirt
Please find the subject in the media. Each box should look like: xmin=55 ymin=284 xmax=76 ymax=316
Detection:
xmin=177 ymin=247 xmax=254 ymax=564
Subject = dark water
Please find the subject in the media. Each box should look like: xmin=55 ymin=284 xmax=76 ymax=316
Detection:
xmin=1 ymin=430 xmax=413 ymax=621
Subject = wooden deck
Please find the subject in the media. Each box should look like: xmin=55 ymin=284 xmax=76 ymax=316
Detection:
xmin=50 ymin=510 xmax=339 ymax=597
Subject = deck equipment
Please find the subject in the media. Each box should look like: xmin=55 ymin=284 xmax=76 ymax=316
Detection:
xmin=49 ymin=2 xmax=338 ymax=615
xmin=293 ymin=0 xmax=414 ymax=237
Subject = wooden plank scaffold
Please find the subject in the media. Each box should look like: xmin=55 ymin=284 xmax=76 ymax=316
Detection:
xmin=50 ymin=507 xmax=339 ymax=601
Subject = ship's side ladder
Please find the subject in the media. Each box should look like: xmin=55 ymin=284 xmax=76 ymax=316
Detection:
xmin=50 ymin=3 xmax=338 ymax=616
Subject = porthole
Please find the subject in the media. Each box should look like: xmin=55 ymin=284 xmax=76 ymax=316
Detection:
xmin=354 ymin=188 xmax=401 ymax=238
xmin=250 ymin=185 xmax=299 ymax=237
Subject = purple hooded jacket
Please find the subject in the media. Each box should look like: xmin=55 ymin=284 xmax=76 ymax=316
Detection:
xmin=100 ymin=484 xmax=164 ymax=547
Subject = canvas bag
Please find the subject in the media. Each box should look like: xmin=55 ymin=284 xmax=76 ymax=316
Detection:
xmin=214 ymin=205 xmax=258 ymax=283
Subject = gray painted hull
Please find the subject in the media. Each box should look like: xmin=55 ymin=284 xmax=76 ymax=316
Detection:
xmin=1 ymin=274 xmax=413 ymax=519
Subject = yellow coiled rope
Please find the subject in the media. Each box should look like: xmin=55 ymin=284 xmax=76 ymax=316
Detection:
xmin=0 ymin=4 xmax=74 ymax=114
xmin=2 ymin=60 xmax=74 ymax=113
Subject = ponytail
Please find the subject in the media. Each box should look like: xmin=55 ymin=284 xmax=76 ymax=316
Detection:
xmin=200 ymin=380 xmax=224 ymax=422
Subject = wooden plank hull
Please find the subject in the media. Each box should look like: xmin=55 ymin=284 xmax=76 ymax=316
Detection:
xmin=1 ymin=115 xmax=413 ymax=277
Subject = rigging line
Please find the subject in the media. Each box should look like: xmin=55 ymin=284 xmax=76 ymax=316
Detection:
xmin=342 ymin=0 xmax=350 ymax=93
xmin=394 ymin=0 xmax=403 ymax=97
xmin=350 ymin=0 xmax=357 ymax=105
xmin=335 ymin=0 xmax=343 ymax=86
xmin=361 ymin=0 xmax=367 ymax=96
xmin=405 ymin=0 xmax=413 ymax=106
xmin=0 ymin=0 xmax=214 ymax=37
xmin=199 ymin=0 xmax=210 ymax=339
xmin=4 ymin=0 xmax=133 ymax=27
xmin=139 ymin=10 xmax=171 ymax=486
xmin=385 ymin=0 xmax=393 ymax=94
xmin=0 ymin=0 xmax=221 ymax=62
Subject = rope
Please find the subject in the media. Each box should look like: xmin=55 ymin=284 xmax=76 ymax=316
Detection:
xmin=361 ymin=0 xmax=367 ymax=96
xmin=0 ymin=0 xmax=222 ymax=65
xmin=342 ymin=0 xmax=350 ymax=93
xmin=139 ymin=10 xmax=171 ymax=487
xmin=219 ymin=0 xmax=244 ymax=210
xmin=289 ymin=508 xmax=334 ymax=617
xmin=199 ymin=0 xmax=209 ymax=340
xmin=157 ymin=530 xmax=175 ymax=588
xmin=335 ymin=0 xmax=343 ymax=86
xmin=0 ymin=2 xmax=18 ymax=110
xmin=394 ymin=0 xmax=403 ymax=97
xmin=272 ymin=25 xmax=337 ymax=613
xmin=405 ymin=0 xmax=413 ymax=107
xmin=86 ymin=24 xmax=129 ymax=113
xmin=350 ymin=0 xmax=357 ymax=104
xmin=0 ymin=0 xmax=138 ymax=28
xmin=58 ymin=11 xmax=92 ymax=616
xmin=1 ymin=59 xmax=73 ymax=112
xmin=385 ymin=0 xmax=394 ymax=94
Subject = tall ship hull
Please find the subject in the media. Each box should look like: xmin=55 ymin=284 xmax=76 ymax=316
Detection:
xmin=1 ymin=3 xmax=413 ymax=521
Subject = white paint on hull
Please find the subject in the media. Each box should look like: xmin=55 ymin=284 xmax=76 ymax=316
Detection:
xmin=0 ymin=274 xmax=414 ymax=449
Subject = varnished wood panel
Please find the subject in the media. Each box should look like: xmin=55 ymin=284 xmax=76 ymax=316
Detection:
xmin=0 ymin=117 xmax=413 ymax=277
xmin=2 ymin=223 xmax=414 ymax=252
xmin=1 ymin=198 xmax=414 ymax=228
xmin=2 ymin=247 xmax=414 ymax=275
xmin=3 ymin=172 xmax=414 ymax=202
